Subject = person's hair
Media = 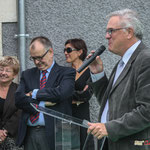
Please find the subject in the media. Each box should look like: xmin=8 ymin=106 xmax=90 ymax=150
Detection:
xmin=107 ymin=9 xmax=143 ymax=40
xmin=30 ymin=36 xmax=53 ymax=50
xmin=0 ymin=56 xmax=20 ymax=75
xmin=65 ymin=38 xmax=88 ymax=61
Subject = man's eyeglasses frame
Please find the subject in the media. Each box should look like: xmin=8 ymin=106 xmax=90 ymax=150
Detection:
xmin=30 ymin=49 xmax=49 ymax=61
xmin=106 ymin=28 xmax=127 ymax=36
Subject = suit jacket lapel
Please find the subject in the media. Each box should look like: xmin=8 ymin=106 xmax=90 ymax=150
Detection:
xmin=107 ymin=63 xmax=118 ymax=93
xmin=34 ymin=68 xmax=41 ymax=88
xmin=111 ymin=62 xmax=131 ymax=92
xmin=109 ymin=42 xmax=144 ymax=95
xmin=99 ymin=64 xmax=118 ymax=115
xmin=45 ymin=63 xmax=59 ymax=87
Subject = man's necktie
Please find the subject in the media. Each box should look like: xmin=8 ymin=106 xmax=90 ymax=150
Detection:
xmin=30 ymin=70 xmax=47 ymax=124
xmin=101 ymin=59 xmax=125 ymax=123
xmin=113 ymin=59 xmax=124 ymax=85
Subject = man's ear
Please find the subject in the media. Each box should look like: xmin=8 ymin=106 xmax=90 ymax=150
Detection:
xmin=49 ymin=48 xmax=53 ymax=53
xmin=127 ymin=27 xmax=134 ymax=39
xmin=49 ymin=48 xmax=54 ymax=56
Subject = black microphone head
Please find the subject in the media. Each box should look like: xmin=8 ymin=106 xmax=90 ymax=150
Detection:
xmin=97 ymin=45 xmax=106 ymax=55
xmin=77 ymin=45 xmax=106 ymax=73
xmin=100 ymin=45 xmax=106 ymax=50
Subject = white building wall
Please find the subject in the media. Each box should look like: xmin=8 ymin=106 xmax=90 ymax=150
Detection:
xmin=0 ymin=0 xmax=17 ymax=56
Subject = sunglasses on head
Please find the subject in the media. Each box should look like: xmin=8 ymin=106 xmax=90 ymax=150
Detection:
xmin=64 ymin=47 xmax=77 ymax=53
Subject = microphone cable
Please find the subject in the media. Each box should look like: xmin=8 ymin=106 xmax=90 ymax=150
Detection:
xmin=82 ymin=133 xmax=92 ymax=150
xmin=82 ymin=119 xmax=91 ymax=150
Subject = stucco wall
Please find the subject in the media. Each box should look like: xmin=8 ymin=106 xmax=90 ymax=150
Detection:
xmin=0 ymin=0 xmax=17 ymax=56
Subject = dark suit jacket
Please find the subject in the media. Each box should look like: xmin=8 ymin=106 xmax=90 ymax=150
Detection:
xmin=0 ymin=82 xmax=21 ymax=138
xmin=15 ymin=63 xmax=76 ymax=149
xmin=91 ymin=42 xmax=150 ymax=150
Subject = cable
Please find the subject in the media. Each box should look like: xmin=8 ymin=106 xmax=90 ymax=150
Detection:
xmin=100 ymin=137 xmax=106 ymax=150
xmin=82 ymin=133 xmax=91 ymax=150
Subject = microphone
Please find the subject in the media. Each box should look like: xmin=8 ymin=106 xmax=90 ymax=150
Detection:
xmin=77 ymin=45 xmax=106 ymax=73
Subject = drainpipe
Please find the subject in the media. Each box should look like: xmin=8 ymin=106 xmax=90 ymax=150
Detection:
xmin=15 ymin=0 xmax=29 ymax=72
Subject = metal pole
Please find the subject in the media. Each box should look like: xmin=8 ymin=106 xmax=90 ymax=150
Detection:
xmin=16 ymin=0 xmax=29 ymax=72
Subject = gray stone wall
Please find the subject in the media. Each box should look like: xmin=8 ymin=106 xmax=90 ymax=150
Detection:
xmin=2 ymin=0 xmax=150 ymax=123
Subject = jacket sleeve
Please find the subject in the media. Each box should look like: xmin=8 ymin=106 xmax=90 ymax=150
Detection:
xmin=89 ymin=74 xmax=109 ymax=105
xmin=3 ymin=109 xmax=22 ymax=137
xmin=73 ymin=77 xmax=93 ymax=102
xmin=15 ymin=71 xmax=37 ymax=114
xmin=36 ymin=67 xmax=76 ymax=103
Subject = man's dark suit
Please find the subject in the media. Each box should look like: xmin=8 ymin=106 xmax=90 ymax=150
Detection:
xmin=15 ymin=63 xmax=75 ymax=149
xmin=91 ymin=42 xmax=150 ymax=150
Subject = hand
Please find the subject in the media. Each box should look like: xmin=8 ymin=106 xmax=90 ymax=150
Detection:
xmin=87 ymin=50 xmax=104 ymax=74
xmin=3 ymin=130 xmax=7 ymax=136
xmin=26 ymin=91 xmax=32 ymax=97
xmin=87 ymin=122 xmax=108 ymax=139
xmin=83 ymin=85 xmax=89 ymax=91
xmin=72 ymin=100 xmax=77 ymax=104
xmin=0 ymin=130 xmax=7 ymax=142
xmin=72 ymin=100 xmax=84 ymax=105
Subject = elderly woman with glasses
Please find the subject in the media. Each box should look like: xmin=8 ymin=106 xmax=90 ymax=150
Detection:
xmin=0 ymin=56 xmax=22 ymax=150
xmin=64 ymin=38 xmax=94 ymax=150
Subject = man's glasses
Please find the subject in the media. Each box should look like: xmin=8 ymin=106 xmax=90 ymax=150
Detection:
xmin=106 ymin=28 xmax=127 ymax=35
xmin=64 ymin=47 xmax=77 ymax=53
xmin=30 ymin=49 xmax=49 ymax=61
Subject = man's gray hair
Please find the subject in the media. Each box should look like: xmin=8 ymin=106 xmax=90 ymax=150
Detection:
xmin=107 ymin=9 xmax=143 ymax=40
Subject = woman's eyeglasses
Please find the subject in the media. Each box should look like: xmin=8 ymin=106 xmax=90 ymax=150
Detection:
xmin=64 ymin=47 xmax=77 ymax=53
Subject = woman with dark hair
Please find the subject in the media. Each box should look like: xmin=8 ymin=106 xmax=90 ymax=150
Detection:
xmin=64 ymin=38 xmax=94 ymax=150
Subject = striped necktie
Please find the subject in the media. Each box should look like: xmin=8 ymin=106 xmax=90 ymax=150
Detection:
xmin=30 ymin=70 xmax=47 ymax=124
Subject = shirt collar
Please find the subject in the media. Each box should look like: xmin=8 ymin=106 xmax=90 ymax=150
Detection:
xmin=122 ymin=40 xmax=141 ymax=65
xmin=40 ymin=60 xmax=55 ymax=73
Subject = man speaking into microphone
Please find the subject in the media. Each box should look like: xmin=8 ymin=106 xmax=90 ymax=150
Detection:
xmin=87 ymin=9 xmax=150 ymax=150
